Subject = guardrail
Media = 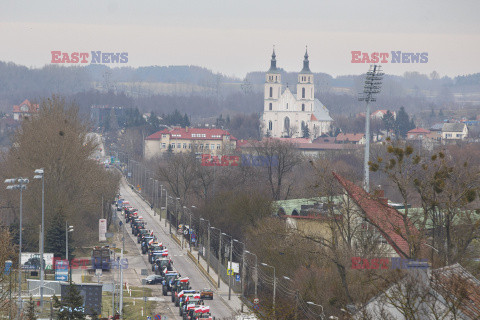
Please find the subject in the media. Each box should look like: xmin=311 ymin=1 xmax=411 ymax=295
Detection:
xmin=186 ymin=250 xmax=218 ymax=289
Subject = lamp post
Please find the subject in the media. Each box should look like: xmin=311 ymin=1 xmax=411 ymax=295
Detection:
xmin=66 ymin=222 xmax=74 ymax=282
xmin=159 ymin=184 xmax=163 ymax=222
xmin=222 ymin=233 xmax=233 ymax=300
xmin=284 ymin=276 xmax=298 ymax=320
xmin=5 ymin=177 xmax=29 ymax=320
xmin=175 ymin=197 xmax=180 ymax=237
xmin=244 ymin=250 xmax=257 ymax=298
xmin=200 ymin=218 xmax=210 ymax=273
xmin=34 ymin=169 xmax=45 ymax=309
xmin=234 ymin=239 xmax=245 ymax=311
xmin=260 ymin=262 xmax=276 ymax=317
xmin=210 ymin=227 xmax=221 ymax=288
xmin=307 ymin=301 xmax=325 ymax=320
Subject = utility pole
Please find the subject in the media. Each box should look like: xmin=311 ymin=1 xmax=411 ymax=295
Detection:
xmin=207 ymin=223 xmax=210 ymax=274
xmin=228 ymin=237 xmax=233 ymax=300
xmin=119 ymin=220 xmax=125 ymax=318
xmin=359 ymin=64 xmax=384 ymax=192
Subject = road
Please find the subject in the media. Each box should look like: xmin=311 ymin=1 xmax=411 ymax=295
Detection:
xmin=119 ymin=177 xmax=238 ymax=320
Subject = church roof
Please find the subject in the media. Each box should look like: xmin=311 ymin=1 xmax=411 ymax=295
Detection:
xmin=268 ymin=48 xmax=281 ymax=74
xmin=299 ymin=48 xmax=312 ymax=74
xmin=312 ymin=99 xmax=333 ymax=122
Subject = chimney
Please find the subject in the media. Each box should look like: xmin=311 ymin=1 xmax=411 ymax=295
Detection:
xmin=185 ymin=127 xmax=188 ymax=133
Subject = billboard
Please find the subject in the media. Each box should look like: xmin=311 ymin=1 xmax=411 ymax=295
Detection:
xmin=99 ymin=219 xmax=107 ymax=242
xmin=21 ymin=252 xmax=54 ymax=270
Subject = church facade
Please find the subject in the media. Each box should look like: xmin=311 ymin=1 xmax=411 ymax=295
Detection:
xmin=261 ymin=49 xmax=333 ymax=139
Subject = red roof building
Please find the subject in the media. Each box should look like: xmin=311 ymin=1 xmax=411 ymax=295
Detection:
xmin=13 ymin=99 xmax=39 ymax=121
xmin=144 ymin=127 xmax=237 ymax=159
xmin=407 ymin=127 xmax=431 ymax=140
xmin=335 ymin=133 xmax=365 ymax=144
xmin=334 ymin=172 xmax=421 ymax=258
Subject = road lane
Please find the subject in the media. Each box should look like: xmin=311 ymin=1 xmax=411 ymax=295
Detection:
xmin=119 ymin=177 xmax=237 ymax=319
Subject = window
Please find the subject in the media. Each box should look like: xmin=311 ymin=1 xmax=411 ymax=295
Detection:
xmin=211 ymin=144 xmax=215 ymax=150
xmin=217 ymin=144 xmax=221 ymax=149
xmin=162 ymin=143 xmax=166 ymax=148
xmin=284 ymin=117 xmax=290 ymax=134
xmin=456 ymin=134 xmax=462 ymax=138
xmin=188 ymin=143 xmax=191 ymax=149
xmin=200 ymin=144 xmax=204 ymax=149
xmin=446 ymin=133 xmax=452 ymax=138
xmin=302 ymin=104 xmax=305 ymax=111
xmin=183 ymin=143 xmax=187 ymax=149
xmin=205 ymin=144 xmax=209 ymax=149
xmin=269 ymin=120 xmax=273 ymax=131
xmin=171 ymin=143 xmax=175 ymax=149
xmin=269 ymin=103 xmax=272 ymax=110
xmin=162 ymin=134 xmax=167 ymax=138
xmin=177 ymin=143 xmax=181 ymax=149
xmin=302 ymin=87 xmax=305 ymax=99
xmin=286 ymin=103 xmax=288 ymax=110
xmin=269 ymin=87 xmax=273 ymax=98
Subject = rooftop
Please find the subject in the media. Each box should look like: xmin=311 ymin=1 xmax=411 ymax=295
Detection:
xmin=146 ymin=127 xmax=236 ymax=141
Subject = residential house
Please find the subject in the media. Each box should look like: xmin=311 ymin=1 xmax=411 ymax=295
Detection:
xmin=13 ymin=99 xmax=39 ymax=121
xmin=275 ymin=197 xmax=342 ymax=240
xmin=356 ymin=263 xmax=480 ymax=319
xmin=407 ymin=127 xmax=430 ymax=140
xmin=335 ymin=133 xmax=365 ymax=145
xmin=371 ymin=109 xmax=396 ymax=120
xmin=441 ymin=123 xmax=468 ymax=143
xmin=334 ymin=172 xmax=421 ymax=258
xmin=144 ymin=127 xmax=237 ymax=159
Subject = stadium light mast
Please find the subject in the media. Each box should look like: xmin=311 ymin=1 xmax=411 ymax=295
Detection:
xmin=359 ymin=64 xmax=384 ymax=193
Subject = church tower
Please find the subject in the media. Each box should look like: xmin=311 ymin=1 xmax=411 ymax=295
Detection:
xmin=264 ymin=48 xmax=282 ymax=112
xmin=296 ymin=48 xmax=314 ymax=112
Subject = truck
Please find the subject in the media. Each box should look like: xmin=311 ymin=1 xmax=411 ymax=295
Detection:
xmin=172 ymin=277 xmax=192 ymax=304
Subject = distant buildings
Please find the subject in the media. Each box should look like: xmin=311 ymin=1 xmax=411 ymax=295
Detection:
xmin=441 ymin=123 xmax=468 ymax=142
xmin=335 ymin=133 xmax=365 ymax=144
xmin=13 ymin=99 xmax=39 ymax=121
xmin=144 ymin=127 xmax=237 ymax=159
xmin=261 ymin=49 xmax=333 ymax=139
xmin=371 ymin=109 xmax=396 ymax=120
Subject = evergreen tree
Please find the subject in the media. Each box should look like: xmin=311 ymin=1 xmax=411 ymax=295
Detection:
xmin=183 ymin=113 xmax=190 ymax=127
xmin=382 ymin=110 xmax=395 ymax=134
xmin=302 ymin=123 xmax=310 ymax=138
xmin=147 ymin=111 xmax=160 ymax=134
xmin=45 ymin=212 xmax=73 ymax=259
xmin=25 ymin=296 xmax=37 ymax=320
xmin=394 ymin=106 xmax=415 ymax=138
xmin=53 ymin=283 xmax=86 ymax=320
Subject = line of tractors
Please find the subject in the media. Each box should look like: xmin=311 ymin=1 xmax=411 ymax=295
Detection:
xmin=118 ymin=198 xmax=215 ymax=320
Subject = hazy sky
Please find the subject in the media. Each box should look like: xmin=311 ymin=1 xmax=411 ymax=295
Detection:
xmin=1 ymin=0 xmax=479 ymax=78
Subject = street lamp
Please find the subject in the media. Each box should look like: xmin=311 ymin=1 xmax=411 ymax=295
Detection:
xmin=283 ymin=276 xmax=299 ymax=320
xmin=244 ymin=250 xmax=258 ymax=297
xmin=260 ymin=262 xmax=276 ymax=316
xmin=307 ymin=301 xmax=325 ymax=320
xmin=222 ymin=233 xmax=233 ymax=300
xmin=5 ymin=177 xmax=29 ymax=319
xmin=210 ymin=226 xmax=222 ymax=288
xmin=200 ymin=218 xmax=210 ymax=273
xmin=66 ymin=223 xmax=74 ymax=282
xmin=234 ymin=239 xmax=246 ymax=311
xmin=34 ymin=168 xmax=45 ymax=308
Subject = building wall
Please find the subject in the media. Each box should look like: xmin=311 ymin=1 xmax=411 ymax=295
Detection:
xmin=144 ymin=137 xmax=236 ymax=160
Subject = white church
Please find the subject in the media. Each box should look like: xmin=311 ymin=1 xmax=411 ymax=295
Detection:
xmin=261 ymin=49 xmax=333 ymax=139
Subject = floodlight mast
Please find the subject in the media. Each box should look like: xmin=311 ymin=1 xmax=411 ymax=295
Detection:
xmin=359 ymin=64 xmax=384 ymax=193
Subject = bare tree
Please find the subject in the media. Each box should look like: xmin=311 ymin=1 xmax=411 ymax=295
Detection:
xmin=253 ymin=139 xmax=302 ymax=200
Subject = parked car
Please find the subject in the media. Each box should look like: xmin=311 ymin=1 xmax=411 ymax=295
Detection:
xmin=145 ymin=274 xmax=164 ymax=285
xmin=200 ymin=288 xmax=213 ymax=300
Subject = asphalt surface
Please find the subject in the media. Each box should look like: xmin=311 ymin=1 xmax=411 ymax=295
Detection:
xmin=119 ymin=177 xmax=237 ymax=320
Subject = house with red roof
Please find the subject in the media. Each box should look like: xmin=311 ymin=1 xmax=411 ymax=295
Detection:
xmin=407 ymin=127 xmax=430 ymax=140
xmin=335 ymin=133 xmax=365 ymax=145
xmin=144 ymin=127 xmax=237 ymax=159
xmin=13 ymin=99 xmax=39 ymax=121
xmin=334 ymin=172 xmax=422 ymax=259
